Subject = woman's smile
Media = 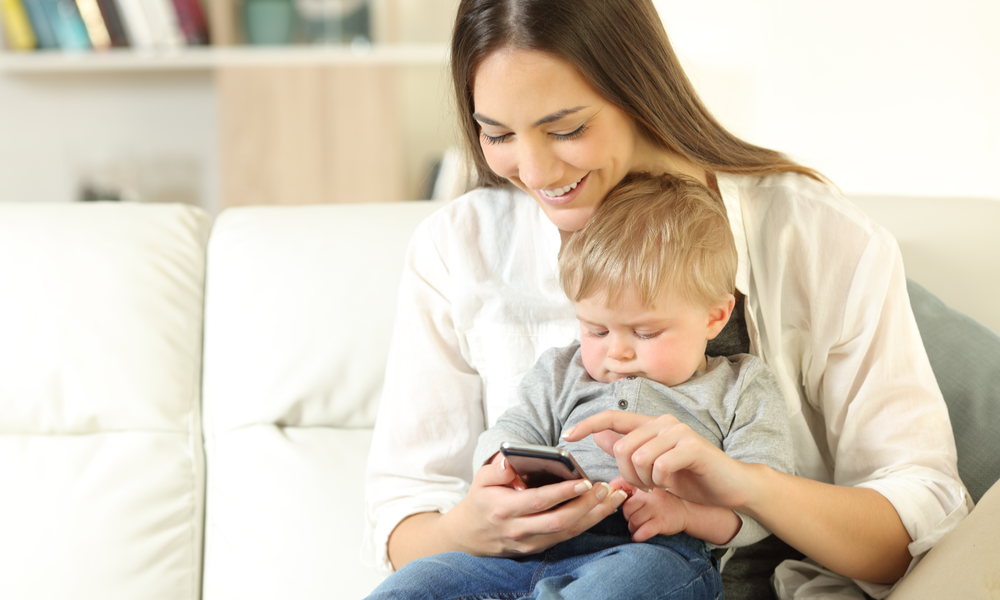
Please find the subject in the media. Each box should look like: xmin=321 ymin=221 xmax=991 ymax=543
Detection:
xmin=537 ymin=173 xmax=589 ymax=205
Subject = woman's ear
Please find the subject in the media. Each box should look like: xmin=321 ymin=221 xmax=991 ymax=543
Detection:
xmin=706 ymin=294 xmax=736 ymax=340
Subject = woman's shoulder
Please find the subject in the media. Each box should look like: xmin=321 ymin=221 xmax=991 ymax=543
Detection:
xmin=725 ymin=171 xmax=877 ymax=235
xmin=409 ymin=185 xmax=562 ymax=279
xmin=422 ymin=185 xmax=539 ymax=232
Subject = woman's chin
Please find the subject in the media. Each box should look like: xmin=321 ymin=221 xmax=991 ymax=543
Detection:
xmin=540 ymin=205 xmax=597 ymax=234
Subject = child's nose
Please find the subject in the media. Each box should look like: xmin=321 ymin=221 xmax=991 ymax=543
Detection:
xmin=607 ymin=337 xmax=634 ymax=361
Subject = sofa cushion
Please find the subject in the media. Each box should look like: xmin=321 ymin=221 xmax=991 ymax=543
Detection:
xmin=201 ymin=201 xmax=441 ymax=600
xmin=886 ymin=479 xmax=1000 ymax=599
xmin=908 ymin=279 xmax=1000 ymax=504
xmin=0 ymin=203 xmax=211 ymax=600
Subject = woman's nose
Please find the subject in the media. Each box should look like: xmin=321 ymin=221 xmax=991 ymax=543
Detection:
xmin=516 ymin=138 xmax=562 ymax=191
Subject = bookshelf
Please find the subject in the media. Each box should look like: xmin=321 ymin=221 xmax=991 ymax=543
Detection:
xmin=0 ymin=44 xmax=448 ymax=73
xmin=0 ymin=0 xmax=459 ymax=207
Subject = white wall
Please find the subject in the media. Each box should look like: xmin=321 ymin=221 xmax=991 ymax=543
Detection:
xmin=1 ymin=1 xmax=998 ymax=211
xmin=0 ymin=71 xmax=221 ymax=212
xmin=656 ymin=0 xmax=1000 ymax=199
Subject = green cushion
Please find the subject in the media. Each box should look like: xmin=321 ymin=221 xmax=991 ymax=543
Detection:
xmin=908 ymin=279 xmax=1000 ymax=504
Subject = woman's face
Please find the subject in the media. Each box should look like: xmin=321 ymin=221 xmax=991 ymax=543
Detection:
xmin=472 ymin=49 xmax=674 ymax=234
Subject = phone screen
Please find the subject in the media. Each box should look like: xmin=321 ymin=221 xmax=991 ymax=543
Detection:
xmin=506 ymin=455 xmax=580 ymax=487
xmin=500 ymin=443 xmax=588 ymax=488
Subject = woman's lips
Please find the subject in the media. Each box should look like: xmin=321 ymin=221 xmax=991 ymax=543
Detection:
xmin=536 ymin=173 xmax=589 ymax=206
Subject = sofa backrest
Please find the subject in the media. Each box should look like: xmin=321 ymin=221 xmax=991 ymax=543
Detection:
xmin=200 ymin=202 xmax=443 ymax=599
xmin=0 ymin=203 xmax=211 ymax=600
xmin=848 ymin=194 xmax=1000 ymax=336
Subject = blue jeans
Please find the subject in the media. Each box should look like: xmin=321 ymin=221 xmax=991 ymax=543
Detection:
xmin=366 ymin=513 xmax=722 ymax=600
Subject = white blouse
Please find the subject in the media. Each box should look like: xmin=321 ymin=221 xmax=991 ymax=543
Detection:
xmin=362 ymin=172 xmax=971 ymax=599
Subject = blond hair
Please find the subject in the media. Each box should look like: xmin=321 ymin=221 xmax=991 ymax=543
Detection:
xmin=559 ymin=173 xmax=737 ymax=310
xmin=451 ymin=0 xmax=824 ymax=189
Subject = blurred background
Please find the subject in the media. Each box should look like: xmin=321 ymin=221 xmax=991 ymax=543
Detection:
xmin=0 ymin=0 xmax=997 ymax=215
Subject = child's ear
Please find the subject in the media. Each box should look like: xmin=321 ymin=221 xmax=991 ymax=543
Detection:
xmin=706 ymin=294 xmax=736 ymax=340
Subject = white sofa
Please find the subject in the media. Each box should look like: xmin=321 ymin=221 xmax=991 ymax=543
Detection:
xmin=0 ymin=195 xmax=997 ymax=600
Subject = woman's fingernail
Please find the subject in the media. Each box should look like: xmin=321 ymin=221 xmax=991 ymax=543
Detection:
xmin=500 ymin=457 xmax=506 ymax=471
xmin=612 ymin=490 xmax=628 ymax=507
xmin=574 ymin=480 xmax=593 ymax=494
xmin=595 ymin=482 xmax=611 ymax=501
xmin=562 ymin=426 xmax=575 ymax=439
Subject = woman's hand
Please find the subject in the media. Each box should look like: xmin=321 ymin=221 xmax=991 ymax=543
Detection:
xmin=438 ymin=453 xmax=627 ymax=558
xmin=564 ymin=410 xmax=755 ymax=510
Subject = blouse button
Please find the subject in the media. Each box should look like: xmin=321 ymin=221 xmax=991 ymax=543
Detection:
xmin=617 ymin=399 xmax=628 ymax=410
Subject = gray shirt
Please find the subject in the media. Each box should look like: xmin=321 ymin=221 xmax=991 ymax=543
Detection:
xmin=474 ymin=342 xmax=794 ymax=548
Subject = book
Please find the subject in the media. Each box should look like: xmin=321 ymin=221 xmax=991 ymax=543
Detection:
xmin=169 ymin=0 xmax=206 ymax=45
xmin=137 ymin=0 xmax=182 ymax=48
xmin=74 ymin=0 xmax=111 ymax=49
xmin=21 ymin=0 xmax=57 ymax=48
xmin=38 ymin=0 xmax=91 ymax=49
xmin=1 ymin=0 xmax=37 ymax=50
xmin=112 ymin=0 xmax=153 ymax=48
xmin=94 ymin=0 xmax=127 ymax=46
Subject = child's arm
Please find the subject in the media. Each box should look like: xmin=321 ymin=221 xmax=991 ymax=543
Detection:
xmin=616 ymin=480 xmax=741 ymax=545
xmin=473 ymin=344 xmax=587 ymax=473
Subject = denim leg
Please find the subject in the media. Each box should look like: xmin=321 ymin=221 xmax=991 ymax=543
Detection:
xmin=527 ymin=530 xmax=722 ymax=600
xmin=364 ymin=551 xmax=545 ymax=600
xmin=365 ymin=514 xmax=721 ymax=600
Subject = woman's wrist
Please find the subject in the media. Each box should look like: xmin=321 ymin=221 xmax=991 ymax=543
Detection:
xmin=733 ymin=461 xmax=777 ymax=519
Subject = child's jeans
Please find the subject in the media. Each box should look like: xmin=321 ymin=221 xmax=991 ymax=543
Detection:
xmin=365 ymin=513 xmax=722 ymax=600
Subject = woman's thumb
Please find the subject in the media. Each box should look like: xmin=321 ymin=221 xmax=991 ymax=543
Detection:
xmin=593 ymin=430 xmax=623 ymax=457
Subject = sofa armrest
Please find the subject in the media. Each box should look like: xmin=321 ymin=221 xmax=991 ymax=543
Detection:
xmin=887 ymin=480 xmax=1000 ymax=599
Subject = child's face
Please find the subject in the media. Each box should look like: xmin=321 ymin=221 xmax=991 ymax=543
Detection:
xmin=576 ymin=288 xmax=731 ymax=386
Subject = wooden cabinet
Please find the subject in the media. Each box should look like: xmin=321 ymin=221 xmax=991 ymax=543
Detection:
xmin=217 ymin=63 xmax=403 ymax=206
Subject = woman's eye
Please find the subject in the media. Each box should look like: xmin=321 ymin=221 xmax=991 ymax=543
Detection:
xmin=480 ymin=131 xmax=512 ymax=145
xmin=552 ymin=124 xmax=588 ymax=141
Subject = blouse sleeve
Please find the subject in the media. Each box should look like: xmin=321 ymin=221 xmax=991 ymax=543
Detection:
xmin=805 ymin=225 xmax=973 ymax=596
xmin=361 ymin=216 xmax=486 ymax=574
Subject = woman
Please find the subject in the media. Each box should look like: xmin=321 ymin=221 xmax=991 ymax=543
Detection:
xmin=363 ymin=0 xmax=970 ymax=597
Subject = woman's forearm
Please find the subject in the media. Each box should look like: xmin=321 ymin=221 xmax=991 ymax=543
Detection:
xmin=387 ymin=512 xmax=458 ymax=570
xmin=741 ymin=465 xmax=912 ymax=584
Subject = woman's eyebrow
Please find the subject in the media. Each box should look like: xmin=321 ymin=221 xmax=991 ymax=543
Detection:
xmin=472 ymin=106 xmax=588 ymax=129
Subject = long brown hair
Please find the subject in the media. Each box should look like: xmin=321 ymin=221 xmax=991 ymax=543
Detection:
xmin=451 ymin=0 xmax=823 ymax=188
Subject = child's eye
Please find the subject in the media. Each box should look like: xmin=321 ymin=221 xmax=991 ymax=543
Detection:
xmin=635 ymin=331 xmax=662 ymax=340
xmin=586 ymin=329 xmax=608 ymax=338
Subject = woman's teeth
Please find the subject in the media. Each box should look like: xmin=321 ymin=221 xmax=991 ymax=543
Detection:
xmin=541 ymin=179 xmax=581 ymax=198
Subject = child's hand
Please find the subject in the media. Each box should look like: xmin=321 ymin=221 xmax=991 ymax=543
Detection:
xmin=612 ymin=477 xmax=688 ymax=542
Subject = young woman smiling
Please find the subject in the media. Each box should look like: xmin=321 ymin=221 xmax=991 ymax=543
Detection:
xmin=363 ymin=1 xmax=970 ymax=598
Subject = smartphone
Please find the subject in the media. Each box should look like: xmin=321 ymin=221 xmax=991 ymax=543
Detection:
xmin=499 ymin=442 xmax=590 ymax=488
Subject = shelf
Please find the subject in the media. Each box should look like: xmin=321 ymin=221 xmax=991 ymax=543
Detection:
xmin=0 ymin=44 xmax=449 ymax=73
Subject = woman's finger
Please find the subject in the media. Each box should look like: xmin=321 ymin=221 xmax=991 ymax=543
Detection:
xmin=592 ymin=430 xmax=622 ymax=457
xmin=505 ymin=477 xmax=598 ymax=518
xmin=562 ymin=410 xmax=654 ymax=441
xmin=509 ymin=483 xmax=627 ymax=546
xmin=605 ymin=417 xmax=680 ymax=488
xmin=475 ymin=452 xmax=520 ymax=488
